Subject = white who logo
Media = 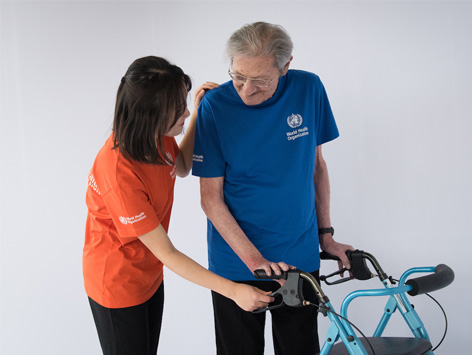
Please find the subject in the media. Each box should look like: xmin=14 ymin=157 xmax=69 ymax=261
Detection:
xmin=287 ymin=114 xmax=303 ymax=129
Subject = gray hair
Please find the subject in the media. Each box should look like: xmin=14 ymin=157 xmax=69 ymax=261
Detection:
xmin=226 ymin=22 xmax=293 ymax=71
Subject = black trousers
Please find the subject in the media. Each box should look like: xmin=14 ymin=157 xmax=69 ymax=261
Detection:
xmin=212 ymin=271 xmax=320 ymax=355
xmin=88 ymin=282 xmax=164 ymax=355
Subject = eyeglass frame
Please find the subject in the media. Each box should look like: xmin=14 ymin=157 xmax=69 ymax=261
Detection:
xmin=227 ymin=69 xmax=276 ymax=88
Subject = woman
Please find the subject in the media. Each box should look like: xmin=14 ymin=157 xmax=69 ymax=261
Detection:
xmin=83 ymin=56 xmax=273 ymax=355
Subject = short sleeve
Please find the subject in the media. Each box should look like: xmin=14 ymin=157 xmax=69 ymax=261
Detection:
xmin=192 ymin=97 xmax=226 ymax=177
xmin=315 ymin=79 xmax=339 ymax=146
xmin=101 ymin=168 xmax=160 ymax=245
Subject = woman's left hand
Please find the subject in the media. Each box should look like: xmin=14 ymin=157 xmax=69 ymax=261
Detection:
xmin=193 ymin=81 xmax=219 ymax=108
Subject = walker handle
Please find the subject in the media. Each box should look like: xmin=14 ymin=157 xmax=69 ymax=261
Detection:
xmin=253 ymin=269 xmax=288 ymax=280
xmin=320 ymin=251 xmax=341 ymax=261
xmin=320 ymin=250 xmax=373 ymax=281
xmin=406 ymin=264 xmax=455 ymax=296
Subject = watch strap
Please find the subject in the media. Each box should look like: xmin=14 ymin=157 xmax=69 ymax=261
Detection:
xmin=319 ymin=227 xmax=334 ymax=236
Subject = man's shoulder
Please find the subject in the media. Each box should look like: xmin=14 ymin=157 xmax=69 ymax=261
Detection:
xmin=201 ymin=81 xmax=234 ymax=103
xmin=287 ymin=69 xmax=322 ymax=83
xmin=285 ymin=70 xmax=327 ymax=96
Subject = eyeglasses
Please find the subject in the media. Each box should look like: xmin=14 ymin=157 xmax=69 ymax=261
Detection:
xmin=228 ymin=69 xmax=274 ymax=88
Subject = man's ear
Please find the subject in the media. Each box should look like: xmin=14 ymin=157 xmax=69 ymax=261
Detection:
xmin=282 ymin=56 xmax=293 ymax=76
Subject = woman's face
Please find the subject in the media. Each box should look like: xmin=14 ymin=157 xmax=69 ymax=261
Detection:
xmin=164 ymin=107 xmax=190 ymax=137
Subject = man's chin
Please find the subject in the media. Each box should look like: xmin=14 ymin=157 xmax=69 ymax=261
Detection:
xmin=241 ymin=96 xmax=263 ymax=106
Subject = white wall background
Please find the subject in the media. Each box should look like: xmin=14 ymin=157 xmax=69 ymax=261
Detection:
xmin=1 ymin=1 xmax=471 ymax=354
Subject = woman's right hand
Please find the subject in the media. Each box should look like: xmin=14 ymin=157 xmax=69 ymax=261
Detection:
xmin=231 ymin=284 xmax=274 ymax=312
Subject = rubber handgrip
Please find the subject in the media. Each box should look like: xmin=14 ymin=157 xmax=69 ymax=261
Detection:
xmin=320 ymin=251 xmax=341 ymax=261
xmin=406 ymin=264 xmax=455 ymax=296
xmin=254 ymin=269 xmax=288 ymax=280
xmin=320 ymin=250 xmax=356 ymax=261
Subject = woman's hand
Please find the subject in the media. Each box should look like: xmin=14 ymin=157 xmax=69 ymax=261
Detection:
xmin=175 ymin=81 xmax=219 ymax=177
xmin=193 ymin=81 xmax=219 ymax=108
xmin=231 ymin=284 xmax=274 ymax=312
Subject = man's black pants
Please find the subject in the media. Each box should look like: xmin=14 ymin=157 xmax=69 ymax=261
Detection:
xmin=212 ymin=271 xmax=320 ymax=355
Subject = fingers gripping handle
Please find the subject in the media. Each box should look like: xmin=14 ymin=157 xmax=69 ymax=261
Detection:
xmin=406 ymin=264 xmax=455 ymax=296
xmin=253 ymin=269 xmax=288 ymax=280
xmin=320 ymin=249 xmax=373 ymax=282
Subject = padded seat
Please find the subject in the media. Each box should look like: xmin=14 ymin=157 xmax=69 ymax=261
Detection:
xmin=327 ymin=337 xmax=432 ymax=355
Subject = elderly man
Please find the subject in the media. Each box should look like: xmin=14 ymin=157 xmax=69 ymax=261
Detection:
xmin=192 ymin=22 xmax=353 ymax=355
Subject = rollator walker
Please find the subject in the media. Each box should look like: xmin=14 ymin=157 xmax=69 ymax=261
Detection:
xmin=254 ymin=249 xmax=454 ymax=355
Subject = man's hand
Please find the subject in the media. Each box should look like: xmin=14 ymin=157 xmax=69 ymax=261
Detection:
xmin=250 ymin=258 xmax=294 ymax=285
xmin=319 ymin=235 xmax=354 ymax=275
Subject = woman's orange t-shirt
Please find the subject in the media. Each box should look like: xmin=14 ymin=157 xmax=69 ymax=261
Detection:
xmin=83 ymin=134 xmax=179 ymax=308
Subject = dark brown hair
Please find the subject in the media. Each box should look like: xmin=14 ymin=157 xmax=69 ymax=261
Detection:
xmin=112 ymin=56 xmax=191 ymax=165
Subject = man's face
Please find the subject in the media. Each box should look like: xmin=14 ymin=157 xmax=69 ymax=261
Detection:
xmin=230 ymin=55 xmax=283 ymax=106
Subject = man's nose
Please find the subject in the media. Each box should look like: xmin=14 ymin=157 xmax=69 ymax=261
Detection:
xmin=242 ymin=79 xmax=258 ymax=95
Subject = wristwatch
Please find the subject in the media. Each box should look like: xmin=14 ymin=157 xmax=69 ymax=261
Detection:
xmin=318 ymin=227 xmax=334 ymax=236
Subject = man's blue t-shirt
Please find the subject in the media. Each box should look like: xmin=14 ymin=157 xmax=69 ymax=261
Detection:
xmin=192 ymin=69 xmax=339 ymax=281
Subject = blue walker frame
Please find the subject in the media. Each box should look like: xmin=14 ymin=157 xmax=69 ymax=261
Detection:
xmin=320 ymin=266 xmax=435 ymax=354
xmin=255 ymin=250 xmax=454 ymax=355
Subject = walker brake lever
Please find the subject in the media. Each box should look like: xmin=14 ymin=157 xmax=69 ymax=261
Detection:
xmin=320 ymin=268 xmax=353 ymax=285
xmin=252 ymin=269 xmax=305 ymax=313
xmin=320 ymin=251 xmax=353 ymax=284
xmin=320 ymin=249 xmax=374 ymax=284
xmin=252 ymin=292 xmax=285 ymax=313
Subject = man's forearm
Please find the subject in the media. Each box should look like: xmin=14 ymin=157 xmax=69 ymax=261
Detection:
xmin=200 ymin=178 xmax=266 ymax=272
xmin=314 ymin=146 xmax=333 ymax=249
xmin=202 ymin=196 xmax=266 ymax=271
